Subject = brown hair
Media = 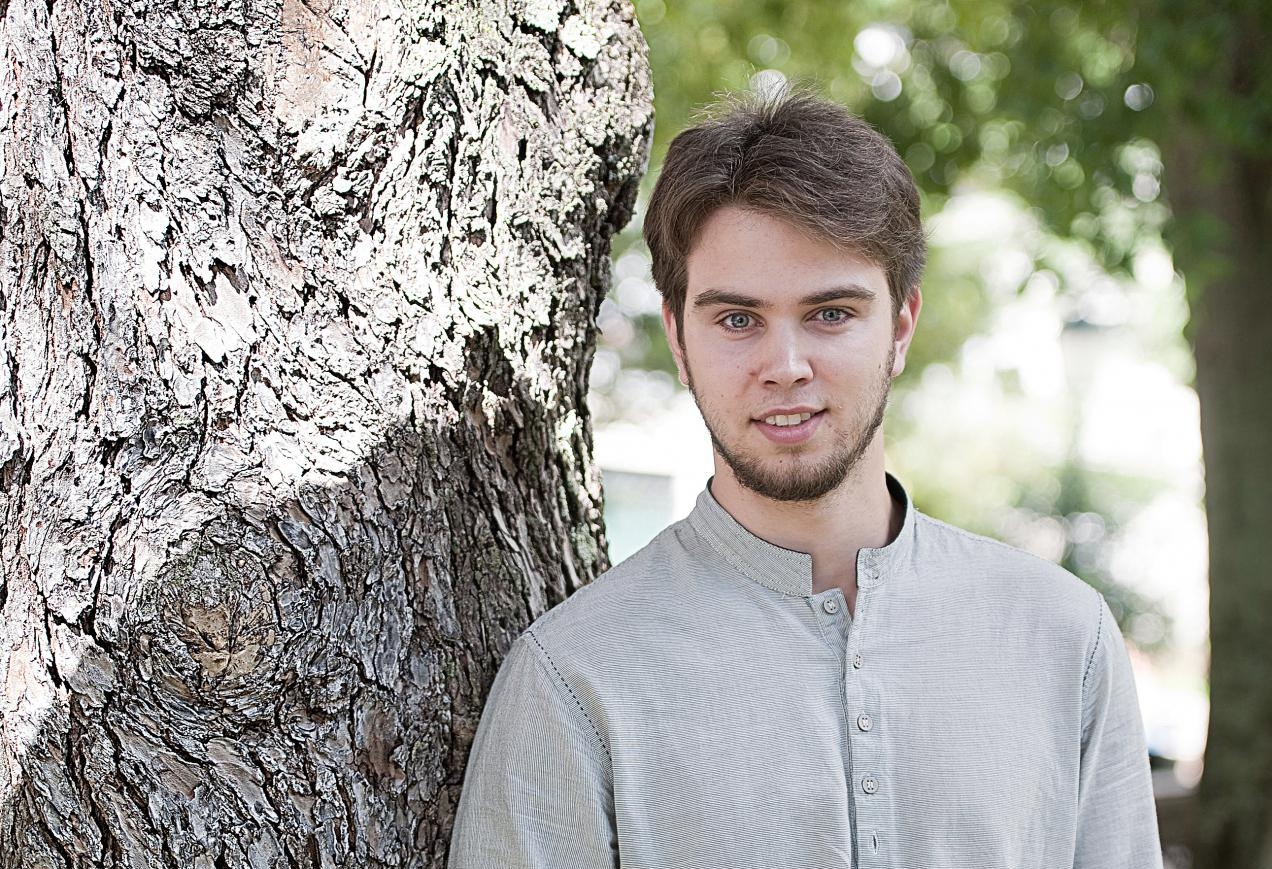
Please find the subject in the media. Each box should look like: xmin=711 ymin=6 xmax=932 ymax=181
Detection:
xmin=643 ymin=86 xmax=926 ymax=332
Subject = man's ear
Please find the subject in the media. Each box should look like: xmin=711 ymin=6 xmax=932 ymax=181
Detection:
xmin=661 ymin=302 xmax=690 ymax=387
xmin=890 ymin=288 xmax=923 ymax=378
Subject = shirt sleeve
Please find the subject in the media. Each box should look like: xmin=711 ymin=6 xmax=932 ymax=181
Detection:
xmin=1074 ymin=595 xmax=1164 ymax=869
xmin=447 ymin=631 xmax=618 ymax=869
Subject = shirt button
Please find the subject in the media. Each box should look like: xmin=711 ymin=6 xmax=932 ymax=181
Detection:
xmin=822 ymin=599 xmax=840 ymax=614
xmin=861 ymin=775 xmax=879 ymax=795
xmin=852 ymin=654 xmax=863 ymax=669
xmin=857 ymin=713 xmax=873 ymax=732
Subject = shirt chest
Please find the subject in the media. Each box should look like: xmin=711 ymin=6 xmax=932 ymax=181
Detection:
xmin=590 ymin=592 xmax=1082 ymax=869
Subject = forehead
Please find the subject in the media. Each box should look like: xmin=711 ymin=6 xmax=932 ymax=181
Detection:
xmin=685 ymin=206 xmax=886 ymax=301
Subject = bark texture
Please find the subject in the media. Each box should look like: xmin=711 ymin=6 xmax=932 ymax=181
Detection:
xmin=0 ymin=0 xmax=651 ymax=865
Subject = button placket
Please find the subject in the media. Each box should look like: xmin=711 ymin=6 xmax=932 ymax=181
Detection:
xmin=843 ymin=588 xmax=886 ymax=867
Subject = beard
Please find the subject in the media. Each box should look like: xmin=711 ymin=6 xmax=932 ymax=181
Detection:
xmin=686 ymin=346 xmax=895 ymax=504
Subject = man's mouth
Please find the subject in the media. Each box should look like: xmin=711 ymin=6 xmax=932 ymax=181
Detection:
xmin=753 ymin=409 xmax=825 ymax=444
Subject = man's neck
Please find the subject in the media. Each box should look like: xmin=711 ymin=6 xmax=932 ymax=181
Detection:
xmin=708 ymin=446 xmax=901 ymax=613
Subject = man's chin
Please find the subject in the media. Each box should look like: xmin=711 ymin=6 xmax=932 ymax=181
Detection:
xmin=727 ymin=458 xmax=850 ymax=504
xmin=740 ymin=477 xmax=845 ymax=503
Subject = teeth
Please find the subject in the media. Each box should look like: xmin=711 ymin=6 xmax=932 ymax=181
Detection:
xmin=764 ymin=412 xmax=813 ymax=427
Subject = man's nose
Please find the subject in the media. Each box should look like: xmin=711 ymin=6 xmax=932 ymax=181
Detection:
xmin=757 ymin=326 xmax=814 ymax=387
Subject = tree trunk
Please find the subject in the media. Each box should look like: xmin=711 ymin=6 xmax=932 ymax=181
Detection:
xmin=0 ymin=0 xmax=651 ymax=865
xmin=1165 ymin=129 xmax=1272 ymax=869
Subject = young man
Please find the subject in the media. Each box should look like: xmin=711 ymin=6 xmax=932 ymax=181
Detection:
xmin=448 ymin=90 xmax=1163 ymax=868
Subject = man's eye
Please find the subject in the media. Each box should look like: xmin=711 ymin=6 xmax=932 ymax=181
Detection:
xmin=817 ymin=308 xmax=849 ymax=323
xmin=723 ymin=313 xmax=753 ymax=330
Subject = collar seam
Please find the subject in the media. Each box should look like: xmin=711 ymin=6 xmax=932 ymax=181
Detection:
xmin=691 ymin=515 xmax=805 ymax=597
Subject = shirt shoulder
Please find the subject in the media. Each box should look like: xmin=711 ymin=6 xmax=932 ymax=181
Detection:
xmin=910 ymin=509 xmax=1103 ymax=638
xmin=520 ymin=516 xmax=714 ymax=659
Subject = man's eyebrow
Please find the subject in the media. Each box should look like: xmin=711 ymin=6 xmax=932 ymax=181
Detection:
xmin=693 ymin=289 xmax=768 ymax=309
xmin=800 ymin=285 xmax=876 ymax=305
xmin=691 ymin=285 xmax=876 ymax=309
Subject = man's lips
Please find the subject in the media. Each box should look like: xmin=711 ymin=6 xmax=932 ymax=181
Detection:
xmin=753 ymin=409 xmax=825 ymax=444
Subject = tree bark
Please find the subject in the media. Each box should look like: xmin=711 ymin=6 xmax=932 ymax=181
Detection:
xmin=1164 ymin=106 xmax=1272 ymax=869
xmin=0 ymin=0 xmax=651 ymax=865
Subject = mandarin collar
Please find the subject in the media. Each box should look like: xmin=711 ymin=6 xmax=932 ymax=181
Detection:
xmin=686 ymin=473 xmax=916 ymax=598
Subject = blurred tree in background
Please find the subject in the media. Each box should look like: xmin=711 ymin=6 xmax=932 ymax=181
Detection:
xmin=600 ymin=0 xmax=1272 ymax=864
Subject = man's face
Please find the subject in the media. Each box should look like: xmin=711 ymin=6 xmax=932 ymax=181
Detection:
xmin=663 ymin=206 xmax=921 ymax=503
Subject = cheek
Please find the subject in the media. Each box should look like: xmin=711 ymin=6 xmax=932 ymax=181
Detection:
xmin=681 ymin=339 xmax=749 ymax=384
xmin=707 ymin=358 xmax=753 ymax=396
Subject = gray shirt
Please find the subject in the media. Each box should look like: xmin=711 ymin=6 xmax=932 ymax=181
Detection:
xmin=448 ymin=478 xmax=1163 ymax=868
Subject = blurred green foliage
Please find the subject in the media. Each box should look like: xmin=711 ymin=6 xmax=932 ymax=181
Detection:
xmin=639 ymin=0 xmax=1271 ymax=262
xmin=639 ymin=0 xmax=1169 ymax=263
